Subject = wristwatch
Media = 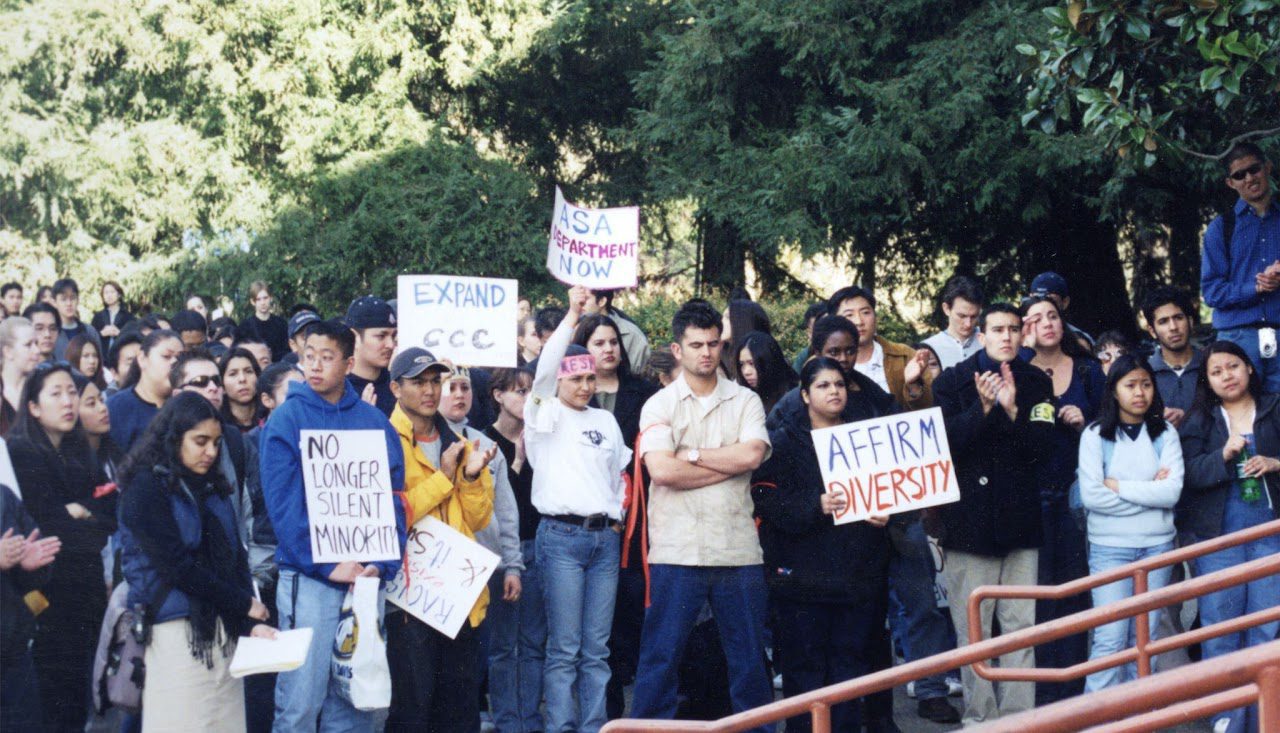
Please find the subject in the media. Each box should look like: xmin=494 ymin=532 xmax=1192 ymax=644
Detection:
xmin=687 ymin=448 xmax=701 ymax=465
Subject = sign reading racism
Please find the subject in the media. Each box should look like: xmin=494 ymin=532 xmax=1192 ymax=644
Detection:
xmin=397 ymin=275 xmax=518 ymax=368
xmin=546 ymin=186 xmax=639 ymax=289
xmin=810 ymin=407 xmax=960 ymax=525
xmin=301 ymin=430 xmax=400 ymax=562
xmin=385 ymin=516 xmax=500 ymax=639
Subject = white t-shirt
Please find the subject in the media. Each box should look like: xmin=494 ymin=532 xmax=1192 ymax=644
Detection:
xmin=855 ymin=339 xmax=891 ymax=393
xmin=524 ymin=320 xmax=631 ymax=519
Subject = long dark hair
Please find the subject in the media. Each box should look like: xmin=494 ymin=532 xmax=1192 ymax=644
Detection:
xmin=1020 ymin=295 xmax=1093 ymax=360
xmin=736 ymin=331 xmax=798 ymax=408
xmin=120 ymin=391 xmax=232 ymax=497
xmin=219 ymin=347 xmax=262 ymax=425
xmin=571 ymin=314 xmax=632 ymax=379
xmin=65 ymin=334 xmax=107 ymax=390
xmin=120 ymin=329 xmax=182 ymax=391
xmin=722 ymin=300 xmax=772 ymax=378
xmin=1093 ymin=354 xmax=1167 ymax=441
xmin=800 ymin=356 xmax=846 ymax=392
xmin=1192 ymin=340 xmax=1265 ymax=416
xmin=12 ymin=361 xmax=93 ymax=466
xmin=257 ymin=361 xmax=302 ymax=418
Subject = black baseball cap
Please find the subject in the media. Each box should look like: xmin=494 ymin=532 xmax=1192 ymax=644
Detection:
xmin=288 ymin=310 xmax=321 ymax=338
xmin=390 ymin=348 xmax=453 ymax=381
xmin=344 ymin=296 xmax=396 ymax=330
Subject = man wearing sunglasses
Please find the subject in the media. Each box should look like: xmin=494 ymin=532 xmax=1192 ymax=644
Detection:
xmin=1202 ymin=142 xmax=1280 ymax=391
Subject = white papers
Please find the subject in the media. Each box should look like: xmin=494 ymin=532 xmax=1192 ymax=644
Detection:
xmin=229 ymin=627 xmax=314 ymax=678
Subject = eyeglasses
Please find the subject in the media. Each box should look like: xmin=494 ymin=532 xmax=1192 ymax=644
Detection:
xmin=183 ymin=375 xmax=222 ymax=389
xmin=1230 ymin=162 xmax=1265 ymax=181
xmin=1096 ymin=349 xmax=1124 ymax=364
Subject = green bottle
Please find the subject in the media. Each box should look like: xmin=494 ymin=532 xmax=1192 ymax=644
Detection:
xmin=1238 ymin=433 xmax=1262 ymax=503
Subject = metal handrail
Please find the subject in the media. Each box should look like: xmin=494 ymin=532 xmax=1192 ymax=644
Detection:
xmin=601 ymin=519 xmax=1280 ymax=733
xmin=968 ymin=517 xmax=1280 ymax=683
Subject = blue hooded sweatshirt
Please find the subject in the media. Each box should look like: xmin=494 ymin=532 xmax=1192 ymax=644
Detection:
xmin=260 ymin=379 xmax=406 ymax=587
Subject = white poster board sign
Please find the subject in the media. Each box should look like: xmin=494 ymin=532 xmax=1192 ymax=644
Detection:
xmin=385 ymin=516 xmax=500 ymax=639
xmin=300 ymin=430 xmax=400 ymax=563
xmin=546 ymin=186 xmax=639 ymax=289
xmin=397 ymin=275 xmax=518 ymax=368
xmin=810 ymin=407 xmax=960 ymax=525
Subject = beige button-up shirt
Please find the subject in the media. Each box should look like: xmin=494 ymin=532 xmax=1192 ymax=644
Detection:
xmin=638 ymin=372 xmax=772 ymax=566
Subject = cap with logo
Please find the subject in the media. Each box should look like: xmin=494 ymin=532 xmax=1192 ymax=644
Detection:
xmin=344 ymin=296 xmax=397 ymax=330
xmin=288 ymin=310 xmax=321 ymax=338
xmin=1029 ymin=271 xmax=1069 ymax=298
xmin=389 ymin=347 xmax=453 ymax=381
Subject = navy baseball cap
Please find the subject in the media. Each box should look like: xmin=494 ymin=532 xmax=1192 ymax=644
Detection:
xmin=390 ymin=348 xmax=453 ymax=381
xmin=1030 ymin=271 xmax=1069 ymax=298
xmin=344 ymin=296 xmax=397 ymax=330
xmin=288 ymin=310 xmax=321 ymax=338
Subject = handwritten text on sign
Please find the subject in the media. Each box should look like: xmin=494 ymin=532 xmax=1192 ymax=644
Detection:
xmin=546 ymin=186 xmax=639 ymax=289
xmin=385 ymin=516 xmax=499 ymax=639
xmin=301 ymin=430 xmax=400 ymax=563
xmin=810 ymin=407 xmax=959 ymax=525
xmin=396 ymin=275 xmax=518 ymax=368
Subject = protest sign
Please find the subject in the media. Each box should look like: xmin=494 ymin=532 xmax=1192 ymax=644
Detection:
xmin=546 ymin=186 xmax=639 ymax=289
xmin=301 ymin=430 xmax=400 ymax=563
xmin=385 ymin=516 xmax=500 ymax=639
xmin=397 ymin=275 xmax=518 ymax=367
xmin=810 ymin=407 xmax=960 ymax=525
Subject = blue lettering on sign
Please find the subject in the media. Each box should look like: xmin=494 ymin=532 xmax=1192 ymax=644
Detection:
xmin=558 ymin=201 xmax=616 ymax=237
xmin=413 ymin=280 xmax=508 ymax=309
xmin=558 ymin=254 xmax=614 ymax=280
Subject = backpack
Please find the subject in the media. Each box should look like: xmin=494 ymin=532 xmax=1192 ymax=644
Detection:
xmin=1068 ymin=429 xmax=1169 ymax=530
xmin=92 ymin=580 xmax=169 ymax=714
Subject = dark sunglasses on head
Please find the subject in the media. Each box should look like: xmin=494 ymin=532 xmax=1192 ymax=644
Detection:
xmin=183 ymin=375 xmax=222 ymax=389
xmin=1230 ymin=162 xmax=1265 ymax=181
xmin=33 ymin=359 xmax=72 ymax=374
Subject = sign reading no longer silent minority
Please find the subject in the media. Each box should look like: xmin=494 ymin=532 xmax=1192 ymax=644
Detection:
xmin=546 ymin=186 xmax=639 ymax=289
xmin=810 ymin=407 xmax=960 ymax=525
xmin=301 ymin=430 xmax=400 ymax=563
xmin=397 ymin=275 xmax=518 ymax=368
xmin=385 ymin=516 xmax=499 ymax=639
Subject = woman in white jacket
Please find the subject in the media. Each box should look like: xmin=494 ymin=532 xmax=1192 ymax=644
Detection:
xmin=1077 ymin=354 xmax=1183 ymax=691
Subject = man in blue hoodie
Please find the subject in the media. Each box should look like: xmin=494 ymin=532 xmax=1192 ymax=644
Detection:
xmin=261 ymin=319 xmax=406 ymax=733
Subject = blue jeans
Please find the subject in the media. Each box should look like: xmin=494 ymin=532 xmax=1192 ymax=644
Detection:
xmin=631 ymin=564 xmax=773 ymax=733
xmin=537 ymin=519 xmax=619 ymax=733
xmin=274 ymin=570 xmax=380 ymax=733
xmin=1194 ymin=488 xmax=1280 ymax=733
xmin=1218 ymin=327 xmax=1280 ymax=394
xmin=488 ymin=539 xmax=546 ymax=733
xmin=888 ymin=519 xmax=954 ymax=700
xmin=1084 ymin=541 xmax=1175 ymax=692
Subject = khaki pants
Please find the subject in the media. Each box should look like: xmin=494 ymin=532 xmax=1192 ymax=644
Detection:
xmin=142 ymin=619 xmax=244 ymax=733
xmin=943 ymin=548 xmax=1038 ymax=725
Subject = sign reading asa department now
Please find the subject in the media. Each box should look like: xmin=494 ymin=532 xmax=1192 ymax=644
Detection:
xmin=546 ymin=186 xmax=639 ymax=289
xmin=397 ymin=275 xmax=518 ymax=368
xmin=385 ymin=516 xmax=499 ymax=639
xmin=810 ymin=407 xmax=960 ymax=525
xmin=301 ymin=430 xmax=400 ymax=563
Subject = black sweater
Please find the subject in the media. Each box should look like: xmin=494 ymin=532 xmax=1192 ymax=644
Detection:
xmin=0 ymin=486 xmax=51 ymax=662
xmin=1179 ymin=393 xmax=1280 ymax=539
xmin=7 ymin=433 xmax=116 ymax=557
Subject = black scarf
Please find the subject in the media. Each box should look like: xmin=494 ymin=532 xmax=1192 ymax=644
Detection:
xmin=178 ymin=469 xmax=243 ymax=668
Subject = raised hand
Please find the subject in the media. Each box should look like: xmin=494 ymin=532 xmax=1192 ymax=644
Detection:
xmin=904 ymin=349 xmax=929 ymax=386
xmin=974 ymin=371 xmax=1000 ymax=415
xmin=567 ymin=285 xmax=592 ymax=316
xmin=19 ymin=530 xmax=60 ymax=572
xmin=464 ymin=440 xmax=498 ymax=480
xmin=440 ymin=440 xmax=466 ymax=481
xmin=360 ymin=382 xmax=377 ymax=406
xmin=0 ymin=529 xmax=22 ymax=571
xmin=996 ymin=362 xmax=1018 ymax=419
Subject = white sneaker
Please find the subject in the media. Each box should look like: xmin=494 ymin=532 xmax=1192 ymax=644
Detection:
xmin=906 ymin=681 xmax=917 ymax=698
xmin=947 ymin=678 xmax=964 ymax=697
xmin=1213 ymin=718 xmax=1231 ymax=733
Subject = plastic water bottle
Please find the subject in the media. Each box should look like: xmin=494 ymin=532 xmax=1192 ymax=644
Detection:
xmin=1238 ymin=433 xmax=1262 ymax=503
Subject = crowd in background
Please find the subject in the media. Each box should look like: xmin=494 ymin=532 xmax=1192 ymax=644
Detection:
xmin=0 ymin=143 xmax=1275 ymax=733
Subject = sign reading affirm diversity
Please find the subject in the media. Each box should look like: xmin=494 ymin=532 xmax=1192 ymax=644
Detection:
xmin=301 ymin=429 xmax=400 ymax=563
xmin=810 ymin=407 xmax=960 ymax=525
xmin=546 ymin=186 xmax=640 ymax=289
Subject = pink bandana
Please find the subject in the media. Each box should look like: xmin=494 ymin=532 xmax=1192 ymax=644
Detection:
xmin=558 ymin=354 xmax=597 ymax=378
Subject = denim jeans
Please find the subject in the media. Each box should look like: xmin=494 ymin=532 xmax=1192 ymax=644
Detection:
xmin=274 ymin=570 xmax=380 ymax=733
xmin=488 ymin=539 xmax=546 ymax=733
xmin=1218 ymin=327 xmax=1280 ymax=394
xmin=631 ymin=564 xmax=773 ymax=733
xmin=1194 ymin=488 xmax=1280 ymax=733
xmin=536 ymin=518 xmax=620 ymax=733
xmin=1084 ymin=541 xmax=1175 ymax=692
xmin=887 ymin=519 xmax=954 ymax=701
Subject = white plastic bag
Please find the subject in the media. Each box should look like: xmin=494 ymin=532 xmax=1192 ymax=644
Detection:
xmin=331 ymin=575 xmax=391 ymax=710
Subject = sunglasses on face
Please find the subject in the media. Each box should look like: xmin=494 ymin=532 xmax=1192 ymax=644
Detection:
xmin=1230 ymin=162 xmax=1265 ymax=181
xmin=183 ymin=375 xmax=222 ymax=389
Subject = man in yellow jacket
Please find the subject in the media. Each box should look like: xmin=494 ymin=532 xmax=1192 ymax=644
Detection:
xmin=385 ymin=347 xmax=497 ymax=733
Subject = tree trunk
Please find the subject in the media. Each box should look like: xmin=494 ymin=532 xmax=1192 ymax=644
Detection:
xmin=698 ymin=215 xmax=746 ymax=294
xmin=1166 ymin=194 xmax=1205 ymax=305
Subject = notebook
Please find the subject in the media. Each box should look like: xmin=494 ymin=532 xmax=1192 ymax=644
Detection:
xmin=229 ymin=627 xmax=313 ymax=677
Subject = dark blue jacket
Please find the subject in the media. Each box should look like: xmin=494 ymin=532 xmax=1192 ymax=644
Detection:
xmin=1201 ymin=198 xmax=1280 ymax=330
xmin=1179 ymin=393 xmax=1280 ymax=539
xmin=119 ymin=468 xmax=255 ymax=632
xmin=1 ymin=486 xmax=49 ymax=663
xmin=106 ymin=387 xmax=160 ymax=454
xmin=259 ymin=380 xmax=406 ymax=587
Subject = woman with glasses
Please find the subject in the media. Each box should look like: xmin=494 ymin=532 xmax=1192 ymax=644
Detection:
xmin=7 ymin=361 xmax=117 ymax=732
xmin=1 ymin=317 xmax=41 ymax=436
xmin=118 ymin=392 xmax=276 ymax=732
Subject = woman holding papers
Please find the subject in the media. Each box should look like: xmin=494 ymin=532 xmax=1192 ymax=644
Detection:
xmin=118 ymin=392 xmax=275 ymax=732
xmin=525 ymin=285 xmax=630 ymax=733
xmin=751 ymin=357 xmax=890 ymax=733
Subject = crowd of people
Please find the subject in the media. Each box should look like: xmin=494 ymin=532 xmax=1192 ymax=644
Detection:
xmin=0 ymin=144 xmax=1276 ymax=733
